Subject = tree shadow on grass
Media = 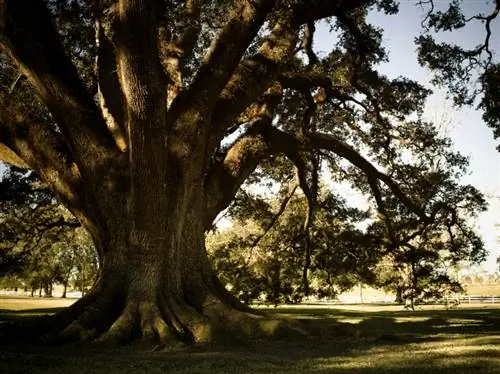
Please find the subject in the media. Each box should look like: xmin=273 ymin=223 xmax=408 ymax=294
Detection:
xmin=0 ymin=307 xmax=66 ymax=319
xmin=0 ymin=308 xmax=64 ymax=346
xmin=1 ymin=305 xmax=499 ymax=373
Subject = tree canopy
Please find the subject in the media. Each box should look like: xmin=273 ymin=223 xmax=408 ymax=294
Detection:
xmin=0 ymin=0 xmax=495 ymax=346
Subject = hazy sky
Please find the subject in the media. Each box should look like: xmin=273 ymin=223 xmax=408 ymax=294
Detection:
xmin=317 ymin=0 xmax=500 ymax=272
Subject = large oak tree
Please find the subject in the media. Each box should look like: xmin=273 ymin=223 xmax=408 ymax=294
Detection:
xmin=0 ymin=0 xmax=493 ymax=345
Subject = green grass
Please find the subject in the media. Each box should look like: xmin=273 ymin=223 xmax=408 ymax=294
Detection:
xmin=1 ymin=297 xmax=500 ymax=373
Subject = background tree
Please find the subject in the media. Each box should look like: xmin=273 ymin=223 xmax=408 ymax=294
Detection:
xmin=0 ymin=167 xmax=80 ymax=274
xmin=208 ymin=188 xmax=378 ymax=306
xmin=0 ymin=0 xmax=491 ymax=345
xmin=0 ymin=167 xmax=97 ymax=297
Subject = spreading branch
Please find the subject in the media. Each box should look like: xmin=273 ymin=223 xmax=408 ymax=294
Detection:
xmin=209 ymin=15 xmax=297 ymax=148
xmin=0 ymin=93 xmax=83 ymax=212
xmin=175 ymin=0 xmax=275 ymax=116
xmin=309 ymin=132 xmax=426 ymax=220
xmin=0 ymin=0 xmax=121 ymax=175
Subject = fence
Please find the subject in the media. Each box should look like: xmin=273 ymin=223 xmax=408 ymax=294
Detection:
xmin=303 ymin=295 xmax=500 ymax=305
xmin=459 ymin=295 xmax=500 ymax=304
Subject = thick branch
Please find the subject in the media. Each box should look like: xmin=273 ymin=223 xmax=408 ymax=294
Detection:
xmin=176 ymin=0 xmax=275 ymax=114
xmin=208 ymin=0 xmax=369 ymax=143
xmin=204 ymin=129 xmax=270 ymax=229
xmin=96 ymin=21 xmax=127 ymax=151
xmin=0 ymin=0 xmax=121 ymax=174
xmin=209 ymin=17 xmax=297 ymax=148
xmin=299 ymin=22 xmax=318 ymax=66
xmin=0 ymin=94 xmax=83 ymax=215
xmin=160 ymin=0 xmax=200 ymax=105
xmin=0 ymin=143 xmax=26 ymax=168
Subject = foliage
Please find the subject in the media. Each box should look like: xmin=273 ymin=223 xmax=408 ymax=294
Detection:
xmin=416 ymin=0 xmax=500 ymax=149
xmin=0 ymin=166 xmax=97 ymax=296
xmin=208 ymin=188 xmax=379 ymax=305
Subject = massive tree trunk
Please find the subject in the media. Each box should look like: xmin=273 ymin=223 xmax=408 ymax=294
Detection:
xmin=54 ymin=152 xmax=285 ymax=345
xmin=0 ymin=0 xmax=430 ymax=346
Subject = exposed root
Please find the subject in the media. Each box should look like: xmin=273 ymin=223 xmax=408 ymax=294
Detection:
xmin=1 ymin=288 xmax=309 ymax=348
xmin=56 ymin=289 xmax=125 ymax=343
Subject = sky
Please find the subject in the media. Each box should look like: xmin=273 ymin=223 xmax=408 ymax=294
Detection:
xmin=316 ymin=0 xmax=500 ymax=272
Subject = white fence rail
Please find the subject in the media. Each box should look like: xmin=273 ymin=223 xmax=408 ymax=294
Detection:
xmin=459 ymin=295 xmax=500 ymax=304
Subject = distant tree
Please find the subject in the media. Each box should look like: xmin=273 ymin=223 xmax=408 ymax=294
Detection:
xmin=473 ymin=274 xmax=485 ymax=285
xmin=69 ymin=228 xmax=98 ymax=297
xmin=365 ymin=147 xmax=486 ymax=309
xmin=0 ymin=166 xmax=96 ymax=297
xmin=461 ymin=275 xmax=473 ymax=285
xmin=375 ymin=248 xmax=464 ymax=310
xmin=0 ymin=167 xmax=80 ymax=275
xmin=208 ymin=188 xmax=378 ymax=305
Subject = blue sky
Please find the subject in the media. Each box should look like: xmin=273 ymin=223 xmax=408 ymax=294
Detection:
xmin=316 ymin=0 xmax=500 ymax=272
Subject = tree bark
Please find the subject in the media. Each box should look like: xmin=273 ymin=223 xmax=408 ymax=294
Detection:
xmin=54 ymin=168 xmax=283 ymax=345
xmin=62 ymin=282 xmax=67 ymax=299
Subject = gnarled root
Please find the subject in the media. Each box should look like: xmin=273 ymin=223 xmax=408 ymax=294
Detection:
xmin=0 ymin=287 xmax=306 ymax=348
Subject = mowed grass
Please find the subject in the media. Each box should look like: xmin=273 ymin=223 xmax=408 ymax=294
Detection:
xmin=1 ymin=297 xmax=500 ymax=373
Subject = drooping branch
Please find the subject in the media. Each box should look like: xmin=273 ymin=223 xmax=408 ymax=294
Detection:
xmin=367 ymin=178 xmax=398 ymax=247
xmin=308 ymin=132 xmax=427 ymax=220
xmin=248 ymin=182 xmax=298 ymax=251
xmin=287 ymin=152 xmax=318 ymax=297
xmin=0 ymin=0 xmax=121 ymax=174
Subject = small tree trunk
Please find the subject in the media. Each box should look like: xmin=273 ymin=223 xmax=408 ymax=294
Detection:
xmin=61 ymin=280 xmax=68 ymax=298
xmin=43 ymin=282 xmax=52 ymax=297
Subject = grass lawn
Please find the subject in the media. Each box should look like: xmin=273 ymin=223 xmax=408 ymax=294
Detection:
xmin=1 ymin=297 xmax=499 ymax=373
